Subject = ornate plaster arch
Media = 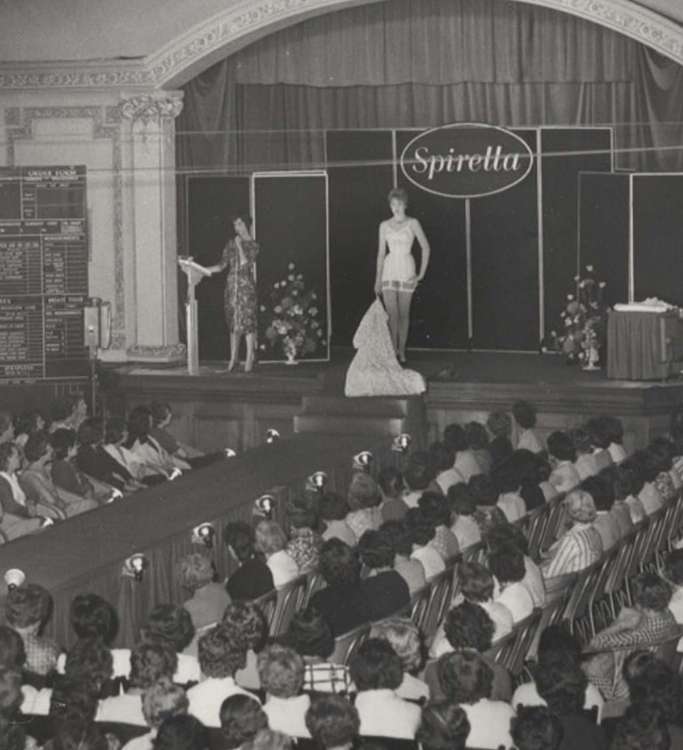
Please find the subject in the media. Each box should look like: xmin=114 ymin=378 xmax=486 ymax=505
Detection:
xmin=148 ymin=0 xmax=683 ymax=89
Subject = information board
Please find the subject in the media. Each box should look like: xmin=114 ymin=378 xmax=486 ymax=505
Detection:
xmin=0 ymin=167 xmax=89 ymax=381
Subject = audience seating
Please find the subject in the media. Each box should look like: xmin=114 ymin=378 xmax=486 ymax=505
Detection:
xmin=330 ymin=622 xmax=370 ymax=665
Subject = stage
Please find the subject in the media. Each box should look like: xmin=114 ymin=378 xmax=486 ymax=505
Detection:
xmin=113 ymin=349 xmax=683 ymax=454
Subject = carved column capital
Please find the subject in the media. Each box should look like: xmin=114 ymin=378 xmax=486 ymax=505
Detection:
xmin=119 ymin=92 xmax=183 ymax=125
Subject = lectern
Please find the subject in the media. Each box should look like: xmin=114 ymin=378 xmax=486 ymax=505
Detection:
xmin=178 ymin=257 xmax=210 ymax=375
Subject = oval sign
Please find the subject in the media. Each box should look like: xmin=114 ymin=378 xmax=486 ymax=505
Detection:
xmin=400 ymin=123 xmax=534 ymax=199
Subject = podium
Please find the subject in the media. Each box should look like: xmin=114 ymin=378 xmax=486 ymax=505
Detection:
xmin=178 ymin=258 xmax=210 ymax=375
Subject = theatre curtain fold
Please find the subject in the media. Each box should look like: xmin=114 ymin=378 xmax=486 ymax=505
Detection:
xmin=177 ymin=0 xmax=683 ymax=178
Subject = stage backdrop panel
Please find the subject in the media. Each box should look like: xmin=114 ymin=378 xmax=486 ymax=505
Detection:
xmin=396 ymin=130 xmax=468 ymax=349
xmin=185 ymin=176 xmax=250 ymax=360
xmin=470 ymin=130 xmax=539 ymax=351
xmin=253 ymin=172 xmax=330 ymax=362
xmin=633 ymin=175 xmax=683 ymax=306
xmin=326 ymin=131 xmax=394 ymax=346
xmin=541 ymin=129 xmax=612 ymax=338
xmin=578 ymin=172 xmax=630 ymax=307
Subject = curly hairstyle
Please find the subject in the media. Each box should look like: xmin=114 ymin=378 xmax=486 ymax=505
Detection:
xmin=570 ymin=428 xmax=593 ymax=455
xmin=623 ymin=651 xmax=681 ymax=723
xmin=222 ymin=602 xmax=268 ymax=653
xmin=632 ymin=573 xmax=672 ymax=612
xmin=48 ymin=681 xmax=99 ymax=723
xmin=442 ymin=601 xmax=494 ymax=652
xmin=224 ymin=521 xmax=257 ymax=562
xmin=23 ymin=431 xmax=51 ymax=463
xmin=258 ymin=643 xmax=305 ymax=698
xmin=142 ymin=678 xmax=189 ymax=730
xmin=319 ymin=539 xmax=360 ymax=587
xmin=47 ymin=716 xmax=109 ymax=750
xmin=176 ymin=553 xmax=216 ymax=593
xmin=438 ymin=651 xmax=493 ymax=704
xmin=447 ymin=484 xmax=477 ymax=517
xmin=348 ymin=638 xmax=403 ymax=692
xmin=347 ymin=472 xmax=381 ymax=511
xmin=580 ymin=474 xmax=615 ymax=513
xmin=287 ymin=493 xmax=320 ymax=531
xmin=281 ymin=606 xmax=334 ymax=660
xmin=319 ymin=492 xmax=350 ymax=522
xmin=63 ymin=638 xmax=113 ymax=693
xmin=586 ymin=417 xmax=611 ymax=451
xmin=69 ymin=593 xmax=119 ymax=645
xmin=416 ymin=702 xmax=470 ymax=750
xmin=487 ymin=545 xmax=525 ymax=585
xmin=537 ymin=624 xmax=582 ymax=664
xmin=254 ymin=520 xmax=288 ymax=557
xmin=154 ymin=714 xmax=209 ymax=750
xmin=380 ymin=519 xmax=413 ymax=557
xmin=418 ymin=492 xmax=451 ymax=528
xmin=369 ymin=618 xmax=424 ymax=675
xmin=465 ymin=422 xmax=490 ymax=450
xmin=512 ymin=401 xmax=537 ymax=430
xmin=429 ymin=442 xmax=456 ymax=474
xmin=5 ymin=583 xmax=52 ymax=630
xmin=243 ymin=729 xmax=292 ymax=750
xmin=487 ymin=412 xmax=512 ymax=439
xmin=468 ymin=474 xmax=498 ymax=507
xmin=510 ymin=706 xmax=564 ymax=750
xmin=443 ymin=424 xmax=469 ymax=453
xmin=546 ymin=431 xmax=576 ymax=463
xmin=198 ymin=624 xmax=247 ymax=679
xmin=458 ymin=562 xmax=494 ymax=603
xmin=220 ymin=694 xmax=268 ymax=750
xmin=484 ymin=522 xmax=529 ymax=557
xmin=608 ymin=704 xmax=670 ymax=750
xmin=143 ymin=604 xmax=195 ymax=653
xmin=358 ymin=529 xmax=395 ymax=570
xmin=535 ymin=653 xmax=587 ymax=716
xmin=404 ymin=507 xmax=436 ymax=546
xmin=614 ymin=463 xmax=644 ymax=499
xmin=305 ymin=694 xmax=359 ymax=749
xmin=388 ymin=187 xmax=408 ymax=205
xmin=130 ymin=640 xmax=178 ymax=689
xmin=0 ymin=626 xmax=26 ymax=670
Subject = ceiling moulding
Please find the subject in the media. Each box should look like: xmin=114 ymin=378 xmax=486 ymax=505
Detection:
xmin=0 ymin=0 xmax=681 ymax=91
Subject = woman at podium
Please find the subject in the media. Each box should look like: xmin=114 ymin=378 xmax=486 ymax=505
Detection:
xmin=207 ymin=215 xmax=260 ymax=372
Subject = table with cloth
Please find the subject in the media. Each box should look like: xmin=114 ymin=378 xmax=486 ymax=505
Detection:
xmin=607 ymin=308 xmax=683 ymax=380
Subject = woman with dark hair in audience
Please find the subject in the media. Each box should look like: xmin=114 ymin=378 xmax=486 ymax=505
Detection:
xmin=177 ymin=552 xmax=231 ymax=634
xmin=487 ymin=411 xmax=514 ymax=468
xmin=281 ymin=606 xmax=350 ymax=694
xmin=649 ymin=438 xmax=680 ymax=500
xmin=511 ymin=706 xmax=564 ymax=750
xmin=401 ymin=451 xmax=435 ymax=509
xmin=219 ymin=694 xmax=268 ymax=750
xmin=154 ymin=715 xmax=209 ymax=750
xmin=319 ymin=493 xmax=356 ymax=546
xmin=468 ymin=474 xmax=507 ymax=537
xmin=50 ymin=428 xmax=112 ymax=505
xmin=125 ymin=405 xmax=182 ymax=479
xmin=142 ymin=604 xmax=200 ymax=685
xmin=224 ymin=521 xmax=274 ymax=601
xmin=345 ymin=472 xmax=383 ymax=541
xmin=285 ymin=493 xmax=323 ymax=574
xmin=379 ymin=519 xmax=427 ymax=594
xmin=376 ymin=467 xmax=408 ymax=523
xmin=405 ymin=507 xmax=444 ymax=580
xmin=309 ymin=539 xmax=368 ymax=636
xmin=572 ymin=427 xmax=601 ymax=481
xmin=486 ymin=523 xmax=546 ymax=607
xmin=428 ymin=441 xmax=463 ymax=495
xmin=417 ymin=492 xmax=459 ymax=561
xmin=629 ymin=448 xmax=666 ymax=515
xmin=447 ymin=483 xmax=482 ymax=551
xmin=512 ymin=625 xmax=604 ymax=722
xmin=465 ymin=421 xmax=492 ymax=475
xmin=102 ymin=416 xmax=164 ymax=487
xmin=0 ymin=626 xmax=26 ymax=674
xmin=259 ymin=643 xmax=311 ymax=738
xmin=511 ymin=450 xmax=549 ymax=511
xmin=13 ymin=411 xmax=45 ymax=449
xmin=186 ymin=624 xmax=253 ymax=728
xmin=149 ymin=402 xmax=205 ymax=470
xmin=20 ymin=432 xmax=97 ymax=518
xmin=0 ymin=442 xmax=47 ymax=539
xmin=123 ymin=679 xmax=189 ymax=750
xmin=513 ymin=400 xmax=544 ymax=454
xmin=349 ymin=638 xmax=421 ymax=739
xmin=613 ymin=462 xmax=647 ymax=524
xmin=585 ymin=418 xmax=614 ymax=474
xmin=416 ymin=702 xmax=470 ymax=750
xmin=493 ymin=455 xmax=528 ymax=521
xmin=547 ymin=431 xmax=581 ymax=494
xmin=357 ymin=529 xmax=410 ymax=620
xmin=584 ymin=572 xmax=681 ymax=704
xmin=223 ymin=602 xmax=268 ymax=693
xmin=582 ymin=473 xmax=632 ymax=552
xmin=369 ymin=617 xmax=428 ymax=701
xmin=0 ymin=668 xmax=33 ymax=750
xmin=77 ymin=417 xmax=138 ymax=492
xmin=438 ymin=650 xmax=514 ymax=750
xmin=534 ymin=453 xmax=560 ymax=502
xmin=254 ymin=520 xmax=299 ymax=588
xmin=444 ymin=423 xmax=481 ymax=482
xmin=609 ymin=704 xmax=671 ymax=750
xmin=305 ymin=694 xmax=359 ymax=750
xmin=488 ymin=544 xmax=534 ymax=623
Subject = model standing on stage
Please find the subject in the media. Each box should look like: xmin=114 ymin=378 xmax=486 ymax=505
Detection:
xmin=207 ymin=215 xmax=259 ymax=373
xmin=374 ymin=188 xmax=431 ymax=363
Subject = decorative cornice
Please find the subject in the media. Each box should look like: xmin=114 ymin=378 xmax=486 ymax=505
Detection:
xmin=0 ymin=0 xmax=680 ymax=91
xmin=119 ymin=93 xmax=184 ymax=124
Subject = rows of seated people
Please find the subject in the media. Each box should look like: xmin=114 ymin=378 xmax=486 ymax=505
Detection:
xmin=0 ymin=397 xmax=219 ymax=541
xmin=5 ymin=400 xmax=683 ymax=750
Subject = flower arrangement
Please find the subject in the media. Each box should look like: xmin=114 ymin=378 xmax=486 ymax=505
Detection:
xmin=548 ymin=265 xmax=608 ymax=369
xmin=260 ymin=262 xmax=326 ymax=362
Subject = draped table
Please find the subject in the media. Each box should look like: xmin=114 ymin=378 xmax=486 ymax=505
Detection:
xmin=607 ymin=308 xmax=683 ymax=380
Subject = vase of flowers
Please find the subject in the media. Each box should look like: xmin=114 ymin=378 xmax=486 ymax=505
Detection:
xmin=549 ymin=265 xmax=608 ymax=369
xmin=261 ymin=262 xmax=325 ymax=363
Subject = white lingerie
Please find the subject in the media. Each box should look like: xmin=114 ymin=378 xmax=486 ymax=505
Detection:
xmin=381 ymin=222 xmax=416 ymax=292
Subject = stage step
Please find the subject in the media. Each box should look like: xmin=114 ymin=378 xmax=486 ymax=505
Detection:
xmin=300 ymin=395 xmax=412 ymax=417
xmin=294 ymin=414 xmax=405 ymax=436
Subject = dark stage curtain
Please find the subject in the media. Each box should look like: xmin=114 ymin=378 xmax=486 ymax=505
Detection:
xmin=177 ymin=0 xmax=683 ymax=176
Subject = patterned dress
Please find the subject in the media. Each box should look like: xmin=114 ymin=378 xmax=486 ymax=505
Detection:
xmin=220 ymin=238 xmax=259 ymax=334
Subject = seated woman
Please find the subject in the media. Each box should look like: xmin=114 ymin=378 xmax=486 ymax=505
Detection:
xmin=405 ymin=507 xmax=445 ymax=580
xmin=309 ymin=539 xmax=368 ymax=637
xmin=254 ymin=520 xmax=299 ymax=588
xmin=468 ymin=474 xmax=507 ymax=538
xmin=219 ymin=695 xmax=268 ymax=750
xmin=13 ymin=411 xmax=45 ymax=450
xmin=488 ymin=544 xmax=534 ymax=623
xmin=648 ymin=439 xmax=679 ymax=501
xmin=465 ymin=421 xmax=492 ymax=476
xmin=629 ymin=449 xmax=665 ymax=515
xmin=447 ymin=484 xmax=482 ymax=552
xmin=401 ymin=452 xmax=435 ymax=509
xmin=124 ymin=405 xmax=183 ymax=478
xmin=584 ymin=572 xmax=682 ymax=705
xmin=50 ymin=428 xmax=113 ymax=504
xmin=492 ymin=456 xmax=528 ymax=522
xmin=369 ymin=617 xmax=429 ymax=702
xmin=547 ymin=431 xmax=581 ymax=494
xmin=582 ymin=473 xmax=632 ymax=552
xmin=76 ymin=417 xmax=139 ymax=492
xmin=345 ymin=472 xmax=383 ymax=542
xmin=379 ymin=519 xmax=427 ymax=595
xmin=377 ymin=467 xmax=409 ymax=523
xmin=224 ymin=602 xmax=269 ymax=693
xmin=357 ymin=529 xmax=410 ymax=621
xmin=597 ymin=416 xmax=628 ymax=466
xmin=122 ymin=679 xmax=189 ymax=750
xmin=429 ymin=441 xmax=464 ymax=495
xmin=20 ymin=432 xmax=97 ymax=518
xmin=281 ymin=606 xmax=351 ymax=695
xmin=438 ymin=650 xmax=515 ymax=750
xmin=444 ymin=423 xmax=482 ymax=483
xmin=613 ymin=463 xmax=646 ymax=525
xmin=148 ymin=401 xmax=200 ymax=470
xmin=320 ymin=492 xmax=356 ymax=546
xmin=285 ymin=493 xmax=323 ymax=575
xmin=141 ymin=604 xmax=201 ymax=685
xmin=417 ymin=703 xmax=470 ymax=750
xmin=224 ymin=521 xmax=275 ymax=601
xmin=487 ymin=411 xmax=514 ymax=469
xmin=259 ymin=643 xmax=311 ymax=738
xmin=349 ymin=638 xmax=422 ymax=739
xmin=305 ymin=694 xmax=360 ymax=750
xmin=534 ymin=454 xmax=560 ymax=503
xmin=102 ymin=416 xmax=164 ymax=487
xmin=0 ymin=442 xmax=46 ymax=539
xmin=572 ymin=427 xmax=602 ymax=481
xmin=513 ymin=400 xmax=544 ymax=454
xmin=418 ymin=492 xmax=460 ymax=562
xmin=177 ymin=552 xmax=231 ymax=633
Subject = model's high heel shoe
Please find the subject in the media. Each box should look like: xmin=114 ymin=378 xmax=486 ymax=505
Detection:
xmin=227 ymin=359 xmax=237 ymax=373
xmin=244 ymin=356 xmax=255 ymax=373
